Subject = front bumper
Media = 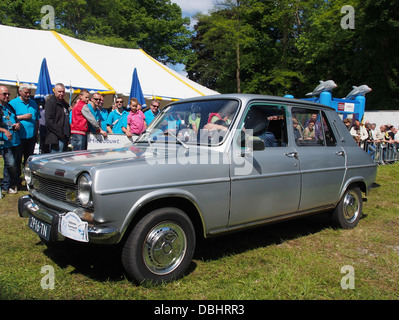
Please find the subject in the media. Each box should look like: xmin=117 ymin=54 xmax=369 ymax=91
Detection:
xmin=18 ymin=195 xmax=119 ymax=244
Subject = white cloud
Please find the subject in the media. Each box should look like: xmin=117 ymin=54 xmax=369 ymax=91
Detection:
xmin=171 ymin=0 xmax=216 ymax=17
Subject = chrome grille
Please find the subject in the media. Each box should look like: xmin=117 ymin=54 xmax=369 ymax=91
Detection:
xmin=32 ymin=174 xmax=94 ymax=211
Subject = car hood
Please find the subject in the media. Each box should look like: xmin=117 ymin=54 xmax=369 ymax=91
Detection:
xmin=28 ymin=144 xmax=224 ymax=182
xmin=28 ymin=146 xmax=148 ymax=181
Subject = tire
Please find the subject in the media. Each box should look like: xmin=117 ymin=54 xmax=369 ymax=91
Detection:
xmin=331 ymin=187 xmax=363 ymax=229
xmin=122 ymin=207 xmax=196 ymax=284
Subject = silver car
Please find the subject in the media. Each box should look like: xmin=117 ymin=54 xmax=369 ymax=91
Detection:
xmin=18 ymin=94 xmax=378 ymax=284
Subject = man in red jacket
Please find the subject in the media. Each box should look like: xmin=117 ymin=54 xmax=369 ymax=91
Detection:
xmin=70 ymin=89 xmax=107 ymax=151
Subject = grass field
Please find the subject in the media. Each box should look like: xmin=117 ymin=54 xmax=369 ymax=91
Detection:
xmin=0 ymin=163 xmax=398 ymax=300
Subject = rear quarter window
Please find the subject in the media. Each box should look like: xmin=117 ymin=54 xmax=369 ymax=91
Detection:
xmin=292 ymin=108 xmax=337 ymax=147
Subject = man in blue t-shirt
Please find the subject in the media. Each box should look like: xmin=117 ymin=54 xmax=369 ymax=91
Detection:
xmin=144 ymin=99 xmax=160 ymax=126
xmin=0 ymin=85 xmax=21 ymax=194
xmin=87 ymin=92 xmax=108 ymax=132
xmin=106 ymin=97 xmax=129 ymax=134
xmin=9 ymin=83 xmax=39 ymax=169
xmin=98 ymin=94 xmax=109 ymax=131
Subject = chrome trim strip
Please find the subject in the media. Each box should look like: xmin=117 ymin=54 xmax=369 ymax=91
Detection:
xmin=208 ymin=205 xmax=334 ymax=236
xmin=97 ymin=177 xmax=231 ymax=195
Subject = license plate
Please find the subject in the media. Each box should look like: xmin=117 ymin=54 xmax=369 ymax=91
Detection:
xmin=29 ymin=215 xmax=51 ymax=242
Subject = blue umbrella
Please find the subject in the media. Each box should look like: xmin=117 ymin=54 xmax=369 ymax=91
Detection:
xmin=129 ymin=68 xmax=146 ymax=108
xmin=34 ymin=58 xmax=53 ymax=103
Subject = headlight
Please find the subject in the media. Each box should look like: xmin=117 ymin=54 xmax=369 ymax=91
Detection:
xmin=24 ymin=166 xmax=32 ymax=186
xmin=78 ymin=173 xmax=93 ymax=207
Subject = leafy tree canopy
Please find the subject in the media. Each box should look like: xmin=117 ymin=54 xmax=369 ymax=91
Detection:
xmin=186 ymin=0 xmax=399 ymax=110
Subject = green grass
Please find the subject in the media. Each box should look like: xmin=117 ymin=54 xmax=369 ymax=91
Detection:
xmin=1 ymin=163 xmax=399 ymax=300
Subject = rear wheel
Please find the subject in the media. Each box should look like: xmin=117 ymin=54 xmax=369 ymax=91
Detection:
xmin=331 ymin=187 xmax=363 ymax=229
xmin=122 ymin=207 xmax=195 ymax=284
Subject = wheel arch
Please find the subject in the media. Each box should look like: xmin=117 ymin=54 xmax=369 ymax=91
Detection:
xmin=119 ymin=191 xmax=206 ymax=245
xmin=339 ymin=177 xmax=367 ymax=202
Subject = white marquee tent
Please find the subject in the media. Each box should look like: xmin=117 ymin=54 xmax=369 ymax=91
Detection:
xmin=0 ymin=24 xmax=218 ymax=101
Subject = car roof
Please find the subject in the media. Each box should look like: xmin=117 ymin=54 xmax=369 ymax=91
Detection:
xmin=172 ymin=93 xmax=335 ymax=111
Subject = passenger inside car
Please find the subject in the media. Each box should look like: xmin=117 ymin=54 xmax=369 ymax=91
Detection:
xmin=292 ymin=109 xmax=336 ymax=147
xmin=293 ymin=118 xmax=303 ymax=141
xmin=302 ymin=120 xmax=316 ymax=140
xmin=241 ymin=104 xmax=288 ymax=148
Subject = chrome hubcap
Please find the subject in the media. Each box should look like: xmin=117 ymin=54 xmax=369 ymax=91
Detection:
xmin=143 ymin=222 xmax=187 ymax=275
xmin=343 ymin=191 xmax=360 ymax=223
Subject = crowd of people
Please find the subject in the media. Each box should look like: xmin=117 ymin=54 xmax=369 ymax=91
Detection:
xmin=344 ymin=118 xmax=399 ymax=164
xmin=0 ymin=82 xmax=160 ymax=195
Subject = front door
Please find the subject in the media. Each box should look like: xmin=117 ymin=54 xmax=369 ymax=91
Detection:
xmin=229 ymin=103 xmax=301 ymax=227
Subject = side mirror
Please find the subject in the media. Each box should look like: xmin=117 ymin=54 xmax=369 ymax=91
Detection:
xmin=252 ymin=138 xmax=265 ymax=151
xmin=239 ymin=131 xmax=265 ymax=151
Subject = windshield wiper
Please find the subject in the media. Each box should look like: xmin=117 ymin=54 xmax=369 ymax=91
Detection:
xmin=165 ymin=131 xmax=190 ymax=150
xmin=134 ymin=130 xmax=154 ymax=147
xmin=135 ymin=130 xmax=189 ymax=150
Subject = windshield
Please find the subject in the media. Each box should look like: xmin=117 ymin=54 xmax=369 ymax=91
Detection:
xmin=136 ymin=99 xmax=239 ymax=146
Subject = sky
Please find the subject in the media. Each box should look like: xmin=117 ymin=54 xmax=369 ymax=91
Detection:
xmin=171 ymin=0 xmax=216 ymax=19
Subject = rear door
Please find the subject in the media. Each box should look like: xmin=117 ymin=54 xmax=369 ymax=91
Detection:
xmin=291 ymin=107 xmax=346 ymax=211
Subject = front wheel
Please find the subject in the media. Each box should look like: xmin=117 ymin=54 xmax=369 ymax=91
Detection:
xmin=331 ymin=187 xmax=363 ymax=229
xmin=122 ymin=207 xmax=196 ymax=284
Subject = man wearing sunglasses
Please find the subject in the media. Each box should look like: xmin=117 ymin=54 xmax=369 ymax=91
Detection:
xmin=0 ymin=86 xmax=21 ymax=194
xmin=70 ymin=90 xmax=107 ymax=151
xmin=9 ymin=83 xmax=39 ymax=170
xmin=106 ymin=97 xmax=129 ymax=134
xmin=144 ymin=99 xmax=160 ymax=126
xmin=87 ymin=92 xmax=108 ymax=132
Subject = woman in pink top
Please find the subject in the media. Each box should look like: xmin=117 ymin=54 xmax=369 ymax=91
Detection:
xmin=126 ymin=98 xmax=146 ymax=136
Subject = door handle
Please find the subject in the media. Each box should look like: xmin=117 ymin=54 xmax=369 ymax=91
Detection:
xmin=285 ymin=152 xmax=299 ymax=159
xmin=335 ymin=151 xmax=345 ymax=157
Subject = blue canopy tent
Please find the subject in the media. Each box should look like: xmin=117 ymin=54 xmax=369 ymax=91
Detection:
xmin=34 ymin=58 xmax=53 ymax=104
xmin=129 ymin=68 xmax=146 ymax=108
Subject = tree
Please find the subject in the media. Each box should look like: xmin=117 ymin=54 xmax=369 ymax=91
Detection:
xmin=243 ymin=0 xmax=305 ymax=96
xmin=189 ymin=0 xmax=256 ymax=93
xmin=0 ymin=0 xmax=45 ymax=28
xmin=186 ymin=15 xmax=220 ymax=90
xmin=295 ymin=0 xmax=399 ymax=109
xmin=295 ymin=0 xmax=363 ymax=98
xmin=357 ymin=0 xmax=399 ymax=109
xmin=186 ymin=0 xmax=304 ymax=96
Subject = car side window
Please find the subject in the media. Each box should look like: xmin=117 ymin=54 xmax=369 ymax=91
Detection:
xmin=240 ymin=104 xmax=288 ymax=148
xmin=292 ymin=108 xmax=337 ymax=147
